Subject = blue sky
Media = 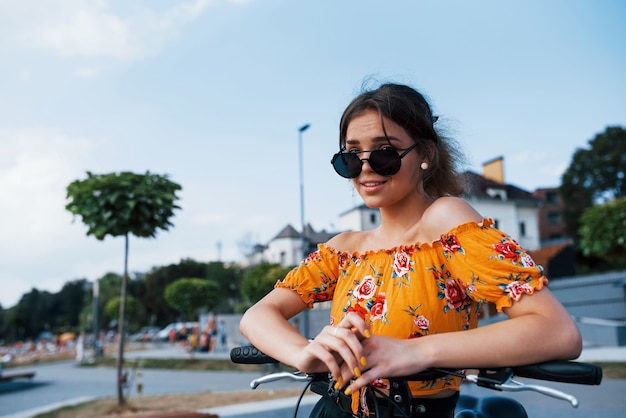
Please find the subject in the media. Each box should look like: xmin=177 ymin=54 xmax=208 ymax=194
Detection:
xmin=1 ymin=0 xmax=624 ymax=308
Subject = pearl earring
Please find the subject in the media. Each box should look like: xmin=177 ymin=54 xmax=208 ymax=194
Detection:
xmin=421 ymin=162 xmax=429 ymax=170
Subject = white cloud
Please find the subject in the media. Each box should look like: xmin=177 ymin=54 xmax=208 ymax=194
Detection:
xmin=72 ymin=66 xmax=101 ymax=78
xmin=0 ymin=0 xmax=217 ymax=62
xmin=0 ymin=127 xmax=102 ymax=255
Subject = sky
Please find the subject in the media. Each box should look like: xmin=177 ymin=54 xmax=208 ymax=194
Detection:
xmin=0 ymin=0 xmax=625 ymax=309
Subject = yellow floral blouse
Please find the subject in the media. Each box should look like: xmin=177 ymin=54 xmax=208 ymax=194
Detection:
xmin=276 ymin=219 xmax=548 ymax=396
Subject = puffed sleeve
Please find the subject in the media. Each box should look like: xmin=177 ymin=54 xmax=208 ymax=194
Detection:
xmin=275 ymin=244 xmax=341 ymax=308
xmin=437 ymin=219 xmax=548 ymax=312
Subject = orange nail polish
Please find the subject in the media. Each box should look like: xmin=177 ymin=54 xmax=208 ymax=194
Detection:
xmin=344 ymin=387 xmax=352 ymax=396
xmin=364 ymin=329 xmax=371 ymax=338
xmin=353 ymin=367 xmax=361 ymax=378
xmin=360 ymin=356 xmax=367 ymax=366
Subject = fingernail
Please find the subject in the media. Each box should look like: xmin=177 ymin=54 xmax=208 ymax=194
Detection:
xmin=353 ymin=367 xmax=361 ymax=378
xmin=333 ymin=376 xmax=343 ymax=389
xmin=360 ymin=356 xmax=367 ymax=366
xmin=344 ymin=387 xmax=352 ymax=396
xmin=364 ymin=329 xmax=371 ymax=338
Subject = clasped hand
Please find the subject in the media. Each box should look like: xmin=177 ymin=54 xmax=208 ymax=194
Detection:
xmin=293 ymin=312 xmax=425 ymax=394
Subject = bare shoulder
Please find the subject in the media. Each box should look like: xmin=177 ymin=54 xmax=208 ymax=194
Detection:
xmin=422 ymin=196 xmax=483 ymax=240
xmin=326 ymin=230 xmax=368 ymax=253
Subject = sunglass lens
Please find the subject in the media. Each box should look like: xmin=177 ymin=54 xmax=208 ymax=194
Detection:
xmin=370 ymin=149 xmax=401 ymax=176
xmin=332 ymin=153 xmax=362 ymax=178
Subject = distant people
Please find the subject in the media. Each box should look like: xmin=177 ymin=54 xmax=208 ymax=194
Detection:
xmin=168 ymin=328 xmax=177 ymax=344
xmin=75 ymin=332 xmax=85 ymax=365
xmin=199 ymin=331 xmax=211 ymax=352
xmin=206 ymin=314 xmax=217 ymax=353
xmin=217 ymin=320 xmax=227 ymax=351
xmin=178 ymin=325 xmax=189 ymax=348
xmin=188 ymin=324 xmax=200 ymax=352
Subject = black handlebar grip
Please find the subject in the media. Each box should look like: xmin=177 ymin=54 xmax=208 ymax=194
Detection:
xmin=513 ymin=360 xmax=602 ymax=385
xmin=230 ymin=345 xmax=279 ymax=364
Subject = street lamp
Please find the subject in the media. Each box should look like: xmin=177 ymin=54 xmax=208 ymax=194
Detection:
xmin=298 ymin=123 xmax=310 ymax=337
xmin=298 ymin=123 xmax=311 ymax=260
xmin=92 ymin=278 xmax=100 ymax=358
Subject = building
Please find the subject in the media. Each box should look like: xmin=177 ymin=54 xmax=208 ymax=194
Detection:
xmin=247 ymin=223 xmax=339 ymax=267
xmin=462 ymin=157 xmax=542 ymax=251
xmin=532 ymin=187 xmax=568 ymax=245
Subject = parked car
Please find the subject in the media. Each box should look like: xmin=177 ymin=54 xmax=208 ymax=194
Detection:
xmin=129 ymin=326 xmax=161 ymax=342
xmin=153 ymin=322 xmax=198 ymax=342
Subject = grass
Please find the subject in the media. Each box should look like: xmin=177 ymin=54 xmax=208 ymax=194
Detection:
xmin=592 ymin=362 xmax=626 ymax=379
xmin=81 ymin=356 xmax=269 ymax=372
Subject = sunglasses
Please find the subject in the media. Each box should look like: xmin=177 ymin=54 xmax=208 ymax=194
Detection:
xmin=330 ymin=143 xmax=418 ymax=179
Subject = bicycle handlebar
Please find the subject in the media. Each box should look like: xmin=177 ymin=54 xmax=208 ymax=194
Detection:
xmin=230 ymin=345 xmax=602 ymax=386
xmin=512 ymin=361 xmax=602 ymax=385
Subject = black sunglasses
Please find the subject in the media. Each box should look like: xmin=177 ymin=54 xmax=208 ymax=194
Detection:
xmin=330 ymin=143 xmax=418 ymax=179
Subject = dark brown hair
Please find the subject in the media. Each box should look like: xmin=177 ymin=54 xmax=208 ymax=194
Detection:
xmin=339 ymin=83 xmax=466 ymax=197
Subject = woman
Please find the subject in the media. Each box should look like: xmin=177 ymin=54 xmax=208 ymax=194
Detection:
xmin=240 ymin=82 xmax=582 ymax=417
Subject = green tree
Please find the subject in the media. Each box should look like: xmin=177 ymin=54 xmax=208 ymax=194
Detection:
xmin=53 ymin=279 xmax=88 ymax=331
xmin=66 ymin=170 xmax=181 ymax=406
xmin=143 ymin=259 xmax=209 ymax=325
xmin=578 ymin=197 xmax=626 ymax=263
xmin=11 ymin=289 xmax=55 ymax=340
xmin=206 ymin=261 xmax=244 ymax=313
xmin=241 ymin=263 xmax=293 ymax=308
xmin=560 ymin=126 xmax=626 ymax=236
xmin=105 ymin=296 xmax=145 ymax=333
xmin=164 ymin=278 xmax=219 ymax=320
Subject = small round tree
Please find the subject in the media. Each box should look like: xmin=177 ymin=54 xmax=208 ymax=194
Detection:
xmin=164 ymin=278 xmax=219 ymax=320
xmin=164 ymin=278 xmax=219 ymax=359
xmin=66 ymin=171 xmax=181 ymax=406
xmin=578 ymin=197 xmax=626 ymax=263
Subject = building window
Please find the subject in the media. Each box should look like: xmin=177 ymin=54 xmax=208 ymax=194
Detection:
xmin=370 ymin=213 xmax=377 ymax=224
xmin=493 ymin=219 xmax=499 ymax=229
xmin=546 ymin=191 xmax=559 ymax=205
xmin=519 ymin=221 xmax=526 ymax=237
xmin=547 ymin=211 xmax=561 ymax=225
xmin=280 ymin=251 xmax=286 ymax=266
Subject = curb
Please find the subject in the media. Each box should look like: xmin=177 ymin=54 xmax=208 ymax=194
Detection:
xmin=199 ymin=394 xmax=320 ymax=418
xmin=2 ymin=396 xmax=100 ymax=418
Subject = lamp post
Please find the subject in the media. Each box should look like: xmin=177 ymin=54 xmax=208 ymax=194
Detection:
xmin=298 ymin=123 xmax=310 ymax=337
xmin=92 ymin=278 xmax=100 ymax=358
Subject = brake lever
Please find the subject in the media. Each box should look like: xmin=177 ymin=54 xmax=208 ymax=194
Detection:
xmin=465 ymin=374 xmax=579 ymax=408
xmin=250 ymin=371 xmax=311 ymax=389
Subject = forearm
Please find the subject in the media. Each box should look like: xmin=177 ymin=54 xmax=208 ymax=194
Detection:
xmin=421 ymin=291 xmax=582 ymax=370
xmin=239 ymin=293 xmax=310 ymax=367
xmin=423 ymin=311 xmax=581 ymax=370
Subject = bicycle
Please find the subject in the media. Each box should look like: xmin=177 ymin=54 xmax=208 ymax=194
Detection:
xmin=230 ymin=345 xmax=602 ymax=418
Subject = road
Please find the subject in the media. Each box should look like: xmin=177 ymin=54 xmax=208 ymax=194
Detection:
xmin=0 ymin=354 xmax=302 ymax=418
xmin=1 ymin=344 xmax=625 ymax=418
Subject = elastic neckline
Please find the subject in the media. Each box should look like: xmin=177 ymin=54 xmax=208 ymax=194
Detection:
xmin=319 ymin=218 xmax=494 ymax=257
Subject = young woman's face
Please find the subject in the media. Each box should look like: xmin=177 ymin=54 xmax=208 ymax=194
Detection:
xmin=344 ymin=110 xmax=424 ymax=208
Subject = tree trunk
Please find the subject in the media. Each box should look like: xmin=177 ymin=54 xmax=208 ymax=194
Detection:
xmin=116 ymin=234 xmax=129 ymax=406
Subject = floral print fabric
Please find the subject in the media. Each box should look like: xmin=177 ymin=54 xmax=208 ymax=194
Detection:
xmin=275 ymin=219 xmax=548 ymax=395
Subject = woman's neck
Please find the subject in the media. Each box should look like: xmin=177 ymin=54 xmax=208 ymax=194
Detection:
xmin=372 ymin=194 xmax=436 ymax=247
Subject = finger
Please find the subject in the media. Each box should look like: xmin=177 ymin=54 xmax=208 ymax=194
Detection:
xmin=340 ymin=312 xmax=371 ymax=339
xmin=325 ymin=326 xmax=366 ymax=379
xmin=304 ymin=338 xmax=343 ymax=378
